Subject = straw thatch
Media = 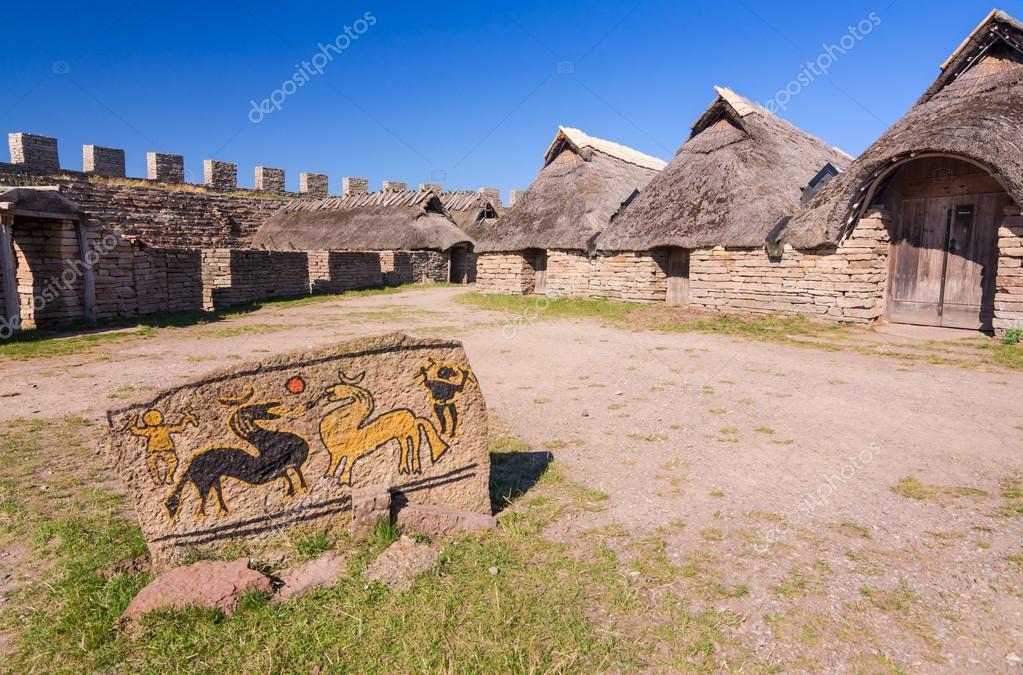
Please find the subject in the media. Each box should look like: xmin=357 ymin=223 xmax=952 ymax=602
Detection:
xmin=476 ymin=127 xmax=666 ymax=253
xmin=596 ymin=87 xmax=850 ymax=252
xmin=0 ymin=186 xmax=84 ymax=220
xmin=441 ymin=190 xmax=501 ymax=240
xmin=252 ymin=189 xmax=473 ymax=252
xmin=784 ymin=9 xmax=1023 ymax=248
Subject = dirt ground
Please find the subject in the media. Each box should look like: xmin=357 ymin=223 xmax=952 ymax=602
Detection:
xmin=2 ymin=285 xmax=1022 ymax=672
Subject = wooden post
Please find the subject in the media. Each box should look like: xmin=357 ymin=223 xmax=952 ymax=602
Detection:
xmin=73 ymin=219 xmax=97 ymax=325
xmin=0 ymin=215 xmax=21 ymax=333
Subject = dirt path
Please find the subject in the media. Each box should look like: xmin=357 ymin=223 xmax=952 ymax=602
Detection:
xmin=2 ymin=286 xmax=1022 ymax=671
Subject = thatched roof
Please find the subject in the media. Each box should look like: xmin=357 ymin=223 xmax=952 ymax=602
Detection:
xmin=441 ymin=190 xmax=501 ymax=240
xmin=477 ymin=127 xmax=666 ymax=252
xmin=596 ymin=87 xmax=850 ymax=251
xmin=252 ymin=189 xmax=473 ymax=252
xmin=0 ymin=186 xmax=84 ymax=220
xmin=784 ymin=9 xmax=1023 ymax=248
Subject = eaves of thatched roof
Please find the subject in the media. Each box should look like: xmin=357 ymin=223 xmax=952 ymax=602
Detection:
xmin=477 ymin=127 xmax=666 ymax=253
xmin=784 ymin=9 xmax=1023 ymax=248
xmin=596 ymin=87 xmax=849 ymax=251
xmin=252 ymin=189 xmax=473 ymax=252
xmin=441 ymin=190 xmax=502 ymax=240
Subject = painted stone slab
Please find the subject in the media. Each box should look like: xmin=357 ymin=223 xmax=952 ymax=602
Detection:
xmin=106 ymin=333 xmax=489 ymax=566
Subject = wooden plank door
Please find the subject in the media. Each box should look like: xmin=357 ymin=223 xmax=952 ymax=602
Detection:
xmin=533 ymin=251 xmax=547 ymax=294
xmin=666 ymin=247 xmax=689 ymax=305
xmin=888 ymin=196 xmax=951 ymax=326
xmin=939 ymin=193 xmax=1006 ymax=330
xmin=887 ymin=193 xmax=1004 ymax=329
xmin=449 ymin=246 xmax=466 ymax=284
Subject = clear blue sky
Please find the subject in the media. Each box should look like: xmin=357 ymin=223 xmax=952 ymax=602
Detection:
xmin=1 ymin=1 xmax=1018 ymax=198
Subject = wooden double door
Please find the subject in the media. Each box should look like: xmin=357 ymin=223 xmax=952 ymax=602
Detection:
xmin=887 ymin=193 xmax=1006 ymax=330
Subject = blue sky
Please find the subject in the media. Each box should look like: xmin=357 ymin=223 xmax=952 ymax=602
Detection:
xmin=1 ymin=1 xmax=1019 ymax=199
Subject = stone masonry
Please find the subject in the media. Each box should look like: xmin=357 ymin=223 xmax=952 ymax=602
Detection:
xmin=342 ymin=177 xmax=369 ymax=196
xmin=994 ymin=213 xmax=1023 ymax=333
xmin=300 ymin=172 xmax=329 ymax=196
xmin=308 ymin=251 xmax=383 ymax=293
xmin=255 ymin=167 xmax=286 ymax=194
xmin=147 ymin=152 xmax=185 ymax=183
xmin=480 ymin=187 xmax=502 ymax=207
xmin=82 ymin=145 xmax=126 ymax=177
xmin=382 ymin=181 xmax=407 ymax=192
xmin=201 ymin=249 xmax=310 ymax=311
xmin=476 ymin=253 xmax=536 ymax=294
xmin=509 ymin=190 xmax=526 ymax=206
xmin=204 ymin=160 xmax=238 ymax=191
xmin=9 ymin=133 xmax=60 ymax=173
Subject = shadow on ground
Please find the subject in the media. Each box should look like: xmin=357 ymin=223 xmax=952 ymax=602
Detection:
xmin=489 ymin=450 xmax=554 ymax=514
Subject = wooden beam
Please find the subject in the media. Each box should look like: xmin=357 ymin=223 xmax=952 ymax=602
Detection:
xmin=0 ymin=216 xmax=21 ymax=333
xmin=74 ymin=220 xmax=97 ymax=325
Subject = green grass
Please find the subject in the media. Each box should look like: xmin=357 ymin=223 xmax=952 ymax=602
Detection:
xmin=890 ymin=476 xmax=989 ymax=501
xmin=0 ymin=415 xmax=761 ymax=673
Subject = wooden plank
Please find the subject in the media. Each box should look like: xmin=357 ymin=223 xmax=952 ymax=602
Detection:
xmin=940 ymin=193 xmax=1005 ymax=330
xmin=666 ymin=248 xmax=690 ymax=305
xmin=0 ymin=217 xmax=21 ymax=331
xmin=533 ymin=251 xmax=547 ymax=294
xmin=74 ymin=220 xmax=97 ymax=325
xmin=887 ymin=196 xmax=948 ymax=326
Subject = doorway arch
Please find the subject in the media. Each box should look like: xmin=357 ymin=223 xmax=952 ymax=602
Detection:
xmin=869 ymin=155 xmax=1013 ymax=330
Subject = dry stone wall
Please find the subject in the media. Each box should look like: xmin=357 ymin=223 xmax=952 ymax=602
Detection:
xmin=93 ymin=241 xmax=204 ymax=321
xmin=83 ymin=145 xmax=126 ymax=177
xmin=201 ymin=249 xmax=310 ymax=311
xmin=309 ymin=251 xmax=383 ymax=294
xmin=476 ymin=253 xmax=535 ymax=294
xmin=686 ymin=213 xmax=889 ymax=323
xmin=994 ymin=214 xmax=1023 ymax=332
xmin=11 ymin=218 xmax=85 ymax=329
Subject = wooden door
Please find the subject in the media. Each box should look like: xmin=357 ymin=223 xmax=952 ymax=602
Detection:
xmin=887 ymin=193 xmax=1004 ymax=329
xmin=666 ymin=247 xmax=690 ymax=305
xmin=533 ymin=251 xmax=547 ymax=294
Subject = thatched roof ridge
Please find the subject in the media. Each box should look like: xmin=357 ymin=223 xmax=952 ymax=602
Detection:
xmin=784 ymin=9 xmax=1023 ymax=248
xmin=596 ymin=87 xmax=849 ymax=251
xmin=252 ymin=188 xmax=473 ymax=252
xmin=441 ymin=190 xmax=501 ymax=240
xmin=477 ymin=128 xmax=665 ymax=253
xmin=544 ymin=127 xmax=668 ymax=172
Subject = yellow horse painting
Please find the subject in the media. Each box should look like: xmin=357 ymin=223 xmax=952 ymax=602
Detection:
xmin=318 ymin=371 xmax=449 ymax=486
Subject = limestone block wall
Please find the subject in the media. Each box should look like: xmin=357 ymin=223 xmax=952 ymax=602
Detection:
xmin=687 ymin=213 xmax=890 ymax=323
xmin=309 ymin=251 xmax=383 ymax=293
xmin=11 ymin=218 xmax=85 ymax=329
xmin=201 ymin=249 xmax=310 ymax=311
xmin=93 ymin=242 xmax=204 ymax=321
xmin=590 ymin=251 xmax=670 ymax=302
xmin=380 ymin=251 xmax=448 ymax=286
xmin=994 ymin=215 xmax=1023 ymax=333
xmin=544 ymin=250 xmax=592 ymax=298
xmin=476 ymin=253 xmax=535 ymax=294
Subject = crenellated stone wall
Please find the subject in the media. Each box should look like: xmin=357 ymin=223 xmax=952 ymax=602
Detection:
xmin=309 ymin=251 xmax=383 ymax=293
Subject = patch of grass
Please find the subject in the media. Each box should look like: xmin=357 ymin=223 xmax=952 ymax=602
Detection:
xmin=834 ymin=521 xmax=872 ymax=539
xmin=709 ymin=488 xmax=725 ymax=498
xmin=891 ymin=476 xmax=989 ymax=501
xmin=1007 ymin=554 xmax=1023 ymax=572
xmin=859 ymin=580 xmax=918 ymax=614
xmin=717 ymin=427 xmax=739 ymax=443
xmin=627 ymin=433 xmax=668 ymax=443
xmin=754 ymin=426 xmax=776 ymax=435
xmin=0 ymin=325 xmax=159 ymax=360
xmin=542 ymin=439 xmax=568 ymax=450
xmin=291 ymin=530 xmax=333 ymax=560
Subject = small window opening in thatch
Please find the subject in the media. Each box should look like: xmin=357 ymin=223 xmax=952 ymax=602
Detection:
xmin=800 ymin=163 xmax=841 ymax=204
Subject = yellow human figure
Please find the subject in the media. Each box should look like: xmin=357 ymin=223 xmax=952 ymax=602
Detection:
xmin=130 ymin=409 xmax=197 ymax=486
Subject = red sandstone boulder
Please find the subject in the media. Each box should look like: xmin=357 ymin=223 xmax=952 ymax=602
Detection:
xmin=120 ymin=558 xmax=273 ymax=624
xmin=365 ymin=535 xmax=440 ymax=591
xmin=273 ymin=553 xmax=350 ymax=603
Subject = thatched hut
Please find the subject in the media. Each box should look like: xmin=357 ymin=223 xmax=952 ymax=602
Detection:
xmin=441 ymin=190 xmax=502 ymax=283
xmin=475 ymin=126 xmax=666 ymax=296
xmin=776 ymin=9 xmax=1023 ymax=331
xmin=253 ymin=189 xmax=475 ymax=286
xmin=594 ymin=86 xmax=850 ymax=303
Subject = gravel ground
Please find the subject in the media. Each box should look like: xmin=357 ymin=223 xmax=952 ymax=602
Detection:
xmin=2 ymin=285 xmax=1021 ymax=672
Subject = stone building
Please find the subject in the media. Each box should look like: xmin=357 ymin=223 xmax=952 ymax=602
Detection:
xmin=441 ymin=190 xmax=502 ymax=283
xmin=475 ymin=126 xmax=666 ymax=296
xmin=251 ymin=188 xmax=475 ymax=287
xmin=776 ymin=9 xmax=1023 ymax=332
xmin=596 ymin=87 xmax=851 ymax=307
